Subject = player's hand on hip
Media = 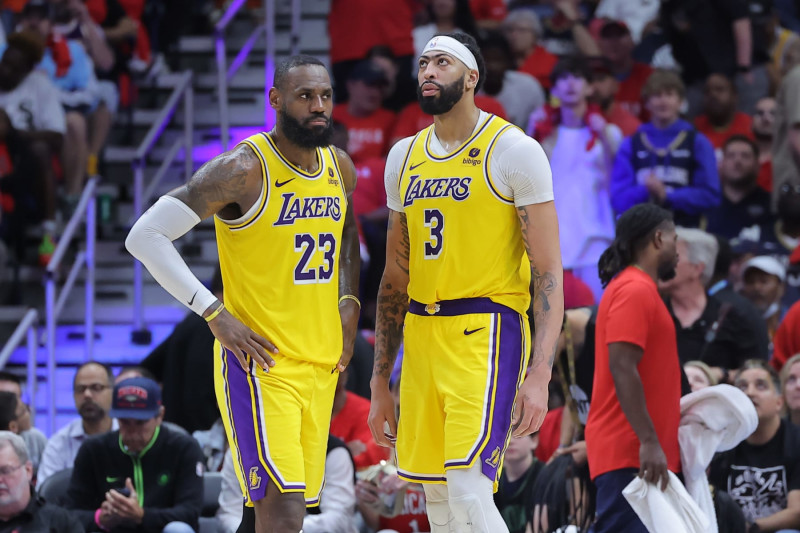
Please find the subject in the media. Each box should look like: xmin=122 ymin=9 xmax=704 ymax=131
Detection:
xmin=512 ymin=373 xmax=549 ymax=437
xmin=208 ymin=309 xmax=278 ymax=371
xmin=638 ymin=439 xmax=669 ymax=491
xmin=368 ymin=381 xmax=397 ymax=448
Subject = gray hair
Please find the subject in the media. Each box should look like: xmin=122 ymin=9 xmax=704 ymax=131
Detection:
xmin=677 ymin=227 xmax=719 ymax=285
xmin=503 ymin=9 xmax=543 ymax=39
xmin=0 ymin=431 xmax=28 ymax=463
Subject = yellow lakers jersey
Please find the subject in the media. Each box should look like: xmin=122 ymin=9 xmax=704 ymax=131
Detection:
xmin=397 ymin=115 xmax=531 ymax=315
xmin=215 ymin=133 xmax=347 ymax=366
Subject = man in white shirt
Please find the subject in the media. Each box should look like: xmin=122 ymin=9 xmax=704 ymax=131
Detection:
xmin=36 ymin=362 xmax=117 ymax=487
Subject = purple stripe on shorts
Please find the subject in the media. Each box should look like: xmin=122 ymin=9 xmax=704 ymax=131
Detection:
xmin=398 ymin=470 xmax=448 ymax=483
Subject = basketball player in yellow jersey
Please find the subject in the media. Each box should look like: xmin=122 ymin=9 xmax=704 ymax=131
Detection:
xmin=126 ymin=55 xmax=360 ymax=533
xmin=367 ymin=33 xmax=564 ymax=533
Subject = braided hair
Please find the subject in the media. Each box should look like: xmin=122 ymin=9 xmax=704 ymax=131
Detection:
xmin=598 ymin=204 xmax=673 ymax=288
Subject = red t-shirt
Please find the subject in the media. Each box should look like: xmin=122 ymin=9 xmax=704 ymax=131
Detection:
xmin=378 ymin=485 xmax=431 ymax=533
xmin=585 ymin=267 xmax=682 ymax=480
xmin=616 ymin=63 xmax=653 ymax=121
xmin=353 ymin=157 xmax=388 ymax=217
xmin=694 ymin=112 xmax=754 ymax=149
xmin=328 ymin=0 xmax=415 ymax=63
xmin=564 ymin=271 xmax=595 ymax=310
xmin=518 ymin=46 xmax=559 ymax=90
xmin=333 ymin=105 xmax=396 ymax=163
xmin=470 ymin=0 xmax=507 ymax=21
xmin=330 ymin=392 xmax=390 ymax=469
xmin=771 ymin=299 xmax=800 ymax=372
xmin=389 ymin=97 xmax=507 ymax=144
xmin=758 ymin=159 xmax=773 ymax=192
xmin=535 ymin=406 xmax=563 ymax=463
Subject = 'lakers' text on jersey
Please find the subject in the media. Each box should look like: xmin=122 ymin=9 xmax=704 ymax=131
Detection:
xmin=396 ymin=115 xmax=531 ymax=315
xmin=214 ymin=132 xmax=348 ymax=366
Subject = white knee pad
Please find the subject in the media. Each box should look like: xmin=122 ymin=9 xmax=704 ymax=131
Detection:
xmin=424 ymin=484 xmax=458 ymax=533
xmin=446 ymin=465 xmax=509 ymax=533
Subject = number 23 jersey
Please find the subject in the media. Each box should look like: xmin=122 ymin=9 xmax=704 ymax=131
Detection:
xmin=214 ymin=132 xmax=347 ymax=366
xmin=386 ymin=112 xmax=554 ymax=316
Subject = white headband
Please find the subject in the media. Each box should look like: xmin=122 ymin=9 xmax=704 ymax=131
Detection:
xmin=422 ymin=36 xmax=478 ymax=71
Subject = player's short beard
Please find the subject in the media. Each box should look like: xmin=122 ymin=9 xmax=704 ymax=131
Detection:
xmin=279 ymin=106 xmax=333 ymax=148
xmin=417 ymin=76 xmax=465 ymax=115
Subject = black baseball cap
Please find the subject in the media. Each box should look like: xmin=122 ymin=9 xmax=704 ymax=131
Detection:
xmin=21 ymin=0 xmax=50 ymax=17
xmin=348 ymin=61 xmax=388 ymax=86
xmin=110 ymin=377 xmax=162 ymax=420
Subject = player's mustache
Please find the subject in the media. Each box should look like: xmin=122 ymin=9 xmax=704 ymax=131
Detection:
xmin=304 ymin=114 xmax=329 ymax=125
xmin=420 ymin=81 xmax=443 ymax=91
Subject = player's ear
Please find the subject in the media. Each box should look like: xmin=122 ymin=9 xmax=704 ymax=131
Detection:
xmin=268 ymin=87 xmax=281 ymax=111
xmin=466 ymin=69 xmax=479 ymax=91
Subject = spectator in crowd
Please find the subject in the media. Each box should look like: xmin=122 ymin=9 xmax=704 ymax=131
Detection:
xmin=768 ymin=9 xmax=800 ymax=91
xmin=332 ymin=61 xmax=396 ymax=163
xmin=773 ymin=301 xmax=800 ymax=371
xmin=532 ymin=56 xmax=619 ymax=298
xmin=495 ymin=433 xmax=543 ymax=533
xmin=662 ymin=228 xmax=767 ymax=386
xmin=610 ymin=70 xmax=720 ymax=228
xmin=586 ymin=204 xmax=681 ymax=532
xmin=478 ymin=31 xmax=544 ymax=128
xmin=593 ymin=0 xmax=660 ymax=44
xmin=710 ymin=360 xmax=800 ymax=532
xmin=111 ymin=367 xmax=190 ymax=437
xmin=365 ymin=46 xmax=407 ymax=112
xmin=595 ymin=19 xmax=653 ymax=120
xmin=772 ymin=39 xmax=800 ymax=208
xmin=502 ymin=9 xmax=558 ymax=90
xmin=67 ymin=377 xmax=204 ymax=533
xmin=684 ymin=360 xmax=718 ymax=391
xmin=588 ymin=56 xmax=641 ymax=137
xmin=140 ymin=268 xmax=221 ymax=434
xmin=412 ymin=0 xmax=479 ymax=60
xmin=782 ymin=353 xmax=800 ymax=426
xmin=537 ymin=0 xmax=600 ymax=58
xmin=752 ymin=96 xmax=777 ymax=191
xmin=36 ymin=361 xmax=117 ymax=487
xmin=695 ymin=73 xmax=755 ymax=156
xmin=741 ymin=255 xmax=788 ymax=340
xmin=470 ymin=0 xmax=506 ymax=29
xmin=0 ymin=431 xmax=83 ymax=531
xmin=218 ymin=436 xmax=358 ymax=533
xmin=0 ymin=31 xmax=64 ymax=261
xmin=0 ymin=372 xmax=46 ymax=476
xmin=0 ymin=392 xmax=25 ymax=435
xmin=706 ymin=135 xmax=774 ymax=241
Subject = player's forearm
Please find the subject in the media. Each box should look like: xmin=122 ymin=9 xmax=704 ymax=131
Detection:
xmin=610 ymin=357 xmax=659 ymax=445
xmin=372 ymin=272 xmax=409 ymax=383
xmin=339 ymin=202 xmax=361 ymax=356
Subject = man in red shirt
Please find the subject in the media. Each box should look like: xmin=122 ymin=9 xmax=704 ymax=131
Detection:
xmin=597 ymin=20 xmax=652 ymax=120
xmin=588 ymin=56 xmax=641 ymax=136
xmin=586 ymin=203 xmax=681 ymax=533
xmin=332 ymin=61 xmax=397 ymax=163
xmin=694 ymin=73 xmax=754 ymax=156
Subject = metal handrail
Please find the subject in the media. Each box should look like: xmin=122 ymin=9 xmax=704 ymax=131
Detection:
xmin=0 ymin=309 xmax=39 ymax=417
xmin=131 ymin=70 xmax=194 ymax=342
xmin=44 ymin=175 xmax=98 ymax=434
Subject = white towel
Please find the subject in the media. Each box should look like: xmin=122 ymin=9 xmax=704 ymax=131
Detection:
xmin=623 ymin=471 xmax=709 ymax=533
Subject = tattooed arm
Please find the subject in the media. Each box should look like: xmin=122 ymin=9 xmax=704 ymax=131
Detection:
xmin=512 ymin=200 xmax=564 ymax=436
xmin=334 ymin=148 xmax=361 ymax=372
xmin=368 ymin=209 xmax=411 ymax=447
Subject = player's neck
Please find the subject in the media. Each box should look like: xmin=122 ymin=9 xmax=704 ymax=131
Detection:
xmin=269 ymin=130 xmax=320 ymax=173
xmin=433 ymin=102 xmax=481 ymax=153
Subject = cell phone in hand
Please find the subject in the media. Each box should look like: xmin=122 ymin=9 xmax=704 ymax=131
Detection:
xmin=113 ymin=487 xmax=131 ymax=497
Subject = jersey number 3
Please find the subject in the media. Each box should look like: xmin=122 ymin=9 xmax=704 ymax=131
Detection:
xmin=294 ymin=233 xmax=336 ymax=284
xmin=424 ymin=209 xmax=444 ymax=259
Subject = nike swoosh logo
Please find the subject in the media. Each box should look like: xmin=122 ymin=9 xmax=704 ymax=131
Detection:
xmin=188 ymin=291 xmax=197 ymax=306
xmin=409 ymin=161 xmax=425 ymax=171
xmin=106 ymin=476 xmax=120 ymax=483
xmin=275 ymin=178 xmax=296 ymax=187
xmin=464 ymin=327 xmax=485 ymax=336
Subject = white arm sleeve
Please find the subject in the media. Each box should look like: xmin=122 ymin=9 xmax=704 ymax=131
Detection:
xmin=302 ymin=447 xmax=357 ymax=533
xmin=384 ymin=137 xmax=414 ymax=212
xmin=490 ymin=128 xmax=554 ymax=206
xmin=124 ymin=195 xmax=218 ymax=316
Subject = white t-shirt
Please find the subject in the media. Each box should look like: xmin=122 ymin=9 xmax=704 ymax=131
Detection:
xmin=385 ymin=111 xmax=553 ymax=211
xmin=594 ymin=0 xmax=660 ymax=44
xmin=0 ymin=71 xmax=66 ymax=134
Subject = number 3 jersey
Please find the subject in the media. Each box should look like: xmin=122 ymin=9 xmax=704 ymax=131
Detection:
xmin=387 ymin=112 xmax=554 ymax=316
xmin=214 ymin=132 xmax=347 ymax=366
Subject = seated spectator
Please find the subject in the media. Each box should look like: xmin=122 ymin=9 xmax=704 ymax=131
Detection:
xmin=531 ymin=56 xmax=619 ymax=298
xmin=218 ymin=436 xmax=358 ymax=533
xmin=495 ymin=433 xmax=543 ymax=533
xmin=66 ymin=377 xmax=204 ymax=533
xmin=588 ymin=56 xmax=641 ymax=137
xmin=412 ymin=0 xmax=479 ymax=60
xmin=772 ymin=39 xmax=800 ymax=206
xmin=596 ymin=19 xmax=652 ymax=120
xmin=112 ymin=367 xmax=190 ymax=437
xmin=365 ymin=46 xmax=413 ymax=112
xmin=752 ymin=96 xmax=776 ymax=191
xmin=593 ymin=0 xmax=661 ymax=44
xmin=0 ymin=431 xmax=83 ymax=531
xmin=0 ymin=371 xmax=46 ymax=476
xmin=502 ymin=10 xmax=558 ymax=90
xmin=684 ymin=360 xmax=719 ymax=391
xmin=741 ymin=256 xmax=789 ymax=341
xmin=661 ymin=228 xmax=767 ymax=386
xmin=610 ymin=70 xmax=720 ymax=227
xmin=0 ymin=391 xmax=26 ymax=435
xmin=332 ymin=61 xmax=396 ymax=163
xmin=773 ymin=302 xmax=800 ymax=371
xmin=537 ymin=0 xmax=600 ymax=58
xmin=0 ymin=31 xmax=64 ymax=261
xmin=782 ymin=354 xmax=800 ymax=427
xmin=705 ymin=135 xmax=774 ymax=241
xmin=478 ymin=31 xmax=544 ymax=128
xmin=36 ymin=361 xmax=117 ymax=487
xmin=694 ymin=73 xmax=754 ymax=157
xmin=709 ymin=360 xmax=800 ymax=532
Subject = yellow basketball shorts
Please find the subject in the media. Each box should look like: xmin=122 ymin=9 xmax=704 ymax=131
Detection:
xmin=396 ymin=298 xmax=530 ymax=490
xmin=213 ymin=341 xmax=337 ymax=506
